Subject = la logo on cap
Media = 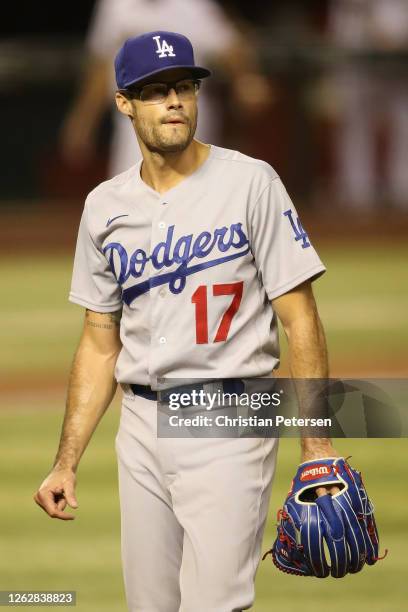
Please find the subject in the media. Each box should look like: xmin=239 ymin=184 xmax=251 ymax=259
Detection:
xmin=153 ymin=35 xmax=176 ymax=58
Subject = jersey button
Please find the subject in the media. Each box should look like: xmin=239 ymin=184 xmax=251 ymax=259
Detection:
xmin=161 ymin=201 xmax=168 ymax=206
xmin=159 ymin=288 xmax=166 ymax=297
xmin=159 ymin=336 xmax=167 ymax=344
xmin=158 ymin=221 xmax=166 ymax=229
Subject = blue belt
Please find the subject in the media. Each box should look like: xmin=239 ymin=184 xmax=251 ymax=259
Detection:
xmin=130 ymin=378 xmax=245 ymax=402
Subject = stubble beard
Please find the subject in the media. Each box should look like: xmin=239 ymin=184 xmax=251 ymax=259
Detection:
xmin=136 ymin=112 xmax=197 ymax=154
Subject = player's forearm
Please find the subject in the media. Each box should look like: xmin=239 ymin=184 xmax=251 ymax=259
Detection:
xmin=285 ymin=311 xmax=336 ymax=460
xmin=286 ymin=308 xmax=328 ymax=378
xmin=62 ymin=57 xmax=111 ymax=135
xmin=53 ymin=340 xmax=119 ymax=473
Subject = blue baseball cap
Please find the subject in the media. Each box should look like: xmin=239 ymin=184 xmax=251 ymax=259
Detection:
xmin=115 ymin=31 xmax=211 ymax=90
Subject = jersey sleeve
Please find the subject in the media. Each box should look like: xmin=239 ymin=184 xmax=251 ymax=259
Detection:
xmin=69 ymin=203 xmax=123 ymax=312
xmin=249 ymin=177 xmax=326 ymax=301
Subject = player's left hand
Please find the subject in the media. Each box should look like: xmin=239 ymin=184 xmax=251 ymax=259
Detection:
xmin=301 ymin=442 xmax=342 ymax=498
xmin=263 ymin=457 xmax=387 ymax=577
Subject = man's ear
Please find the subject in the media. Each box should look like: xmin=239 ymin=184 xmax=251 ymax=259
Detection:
xmin=115 ymin=91 xmax=134 ymax=119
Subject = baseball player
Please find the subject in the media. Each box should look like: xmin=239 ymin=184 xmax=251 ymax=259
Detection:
xmin=34 ymin=31 xmax=339 ymax=611
xmin=60 ymin=0 xmax=270 ymax=177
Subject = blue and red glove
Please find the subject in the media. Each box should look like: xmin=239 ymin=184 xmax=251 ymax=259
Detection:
xmin=263 ymin=457 xmax=386 ymax=578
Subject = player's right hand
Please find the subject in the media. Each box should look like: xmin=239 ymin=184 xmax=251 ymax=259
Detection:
xmin=33 ymin=469 xmax=79 ymax=521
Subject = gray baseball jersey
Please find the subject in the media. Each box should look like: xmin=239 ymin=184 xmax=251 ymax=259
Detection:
xmin=69 ymin=145 xmax=325 ymax=387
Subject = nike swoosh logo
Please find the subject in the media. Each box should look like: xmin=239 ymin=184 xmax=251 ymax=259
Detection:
xmin=106 ymin=214 xmax=129 ymax=227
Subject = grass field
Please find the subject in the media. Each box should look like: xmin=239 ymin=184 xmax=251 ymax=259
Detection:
xmin=1 ymin=400 xmax=406 ymax=611
xmin=0 ymin=243 xmax=407 ymax=610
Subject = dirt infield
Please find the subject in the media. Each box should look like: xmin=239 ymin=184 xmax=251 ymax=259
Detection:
xmin=1 ymin=354 xmax=406 ymax=399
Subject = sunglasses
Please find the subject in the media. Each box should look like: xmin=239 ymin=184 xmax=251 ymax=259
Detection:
xmin=123 ymin=78 xmax=201 ymax=105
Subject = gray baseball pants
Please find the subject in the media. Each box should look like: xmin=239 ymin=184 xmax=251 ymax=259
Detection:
xmin=115 ymin=391 xmax=278 ymax=612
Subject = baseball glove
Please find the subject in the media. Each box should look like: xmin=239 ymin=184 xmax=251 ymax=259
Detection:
xmin=263 ymin=457 xmax=387 ymax=578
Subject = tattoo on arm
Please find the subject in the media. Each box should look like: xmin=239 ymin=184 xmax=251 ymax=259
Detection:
xmin=86 ymin=321 xmax=115 ymax=330
xmin=85 ymin=308 xmax=122 ymax=330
